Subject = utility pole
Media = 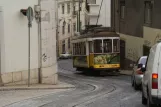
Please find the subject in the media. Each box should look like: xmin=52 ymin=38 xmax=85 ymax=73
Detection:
xmin=78 ymin=0 xmax=81 ymax=32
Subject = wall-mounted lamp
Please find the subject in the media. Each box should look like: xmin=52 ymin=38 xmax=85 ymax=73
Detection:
xmin=20 ymin=9 xmax=27 ymax=16
xmin=34 ymin=5 xmax=41 ymax=22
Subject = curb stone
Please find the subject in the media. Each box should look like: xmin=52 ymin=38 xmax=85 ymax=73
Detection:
xmin=0 ymin=86 xmax=75 ymax=91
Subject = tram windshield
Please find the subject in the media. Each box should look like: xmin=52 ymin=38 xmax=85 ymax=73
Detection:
xmin=94 ymin=40 xmax=102 ymax=53
xmin=93 ymin=39 xmax=120 ymax=54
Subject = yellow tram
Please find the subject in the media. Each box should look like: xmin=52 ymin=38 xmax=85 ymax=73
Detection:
xmin=71 ymin=27 xmax=120 ymax=73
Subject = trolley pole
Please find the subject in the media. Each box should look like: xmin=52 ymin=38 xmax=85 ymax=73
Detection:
xmin=78 ymin=0 xmax=80 ymax=32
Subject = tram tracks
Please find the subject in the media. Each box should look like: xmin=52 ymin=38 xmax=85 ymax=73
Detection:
xmin=57 ymin=63 xmax=118 ymax=107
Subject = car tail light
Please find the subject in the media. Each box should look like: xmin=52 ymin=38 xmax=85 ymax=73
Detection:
xmin=152 ymin=73 xmax=158 ymax=89
xmin=137 ymin=71 xmax=143 ymax=74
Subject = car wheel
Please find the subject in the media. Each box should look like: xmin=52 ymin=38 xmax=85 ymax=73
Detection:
xmin=147 ymin=94 xmax=157 ymax=107
xmin=131 ymin=76 xmax=134 ymax=87
xmin=134 ymin=80 xmax=139 ymax=90
xmin=142 ymin=91 xmax=147 ymax=105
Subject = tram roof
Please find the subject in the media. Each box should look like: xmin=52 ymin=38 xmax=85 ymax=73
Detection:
xmin=71 ymin=31 xmax=120 ymax=40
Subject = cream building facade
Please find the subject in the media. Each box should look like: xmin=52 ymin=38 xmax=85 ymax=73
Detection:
xmin=0 ymin=0 xmax=58 ymax=85
xmin=57 ymin=0 xmax=89 ymax=55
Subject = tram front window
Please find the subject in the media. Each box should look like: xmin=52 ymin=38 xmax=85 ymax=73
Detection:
xmin=104 ymin=39 xmax=112 ymax=53
xmin=113 ymin=39 xmax=120 ymax=52
xmin=94 ymin=40 xmax=102 ymax=53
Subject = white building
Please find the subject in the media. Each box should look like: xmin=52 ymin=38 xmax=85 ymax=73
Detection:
xmin=87 ymin=0 xmax=111 ymax=27
xmin=57 ymin=0 xmax=89 ymax=55
xmin=0 ymin=0 xmax=58 ymax=85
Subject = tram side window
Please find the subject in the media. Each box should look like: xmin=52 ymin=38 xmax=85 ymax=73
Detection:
xmin=89 ymin=41 xmax=93 ymax=53
xmin=80 ymin=42 xmax=83 ymax=55
xmin=77 ymin=43 xmax=79 ymax=55
xmin=81 ymin=42 xmax=83 ymax=55
xmin=84 ymin=42 xmax=86 ymax=55
xmin=73 ymin=42 xmax=86 ymax=55
xmin=78 ymin=43 xmax=81 ymax=55
xmin=80 ymin=42 xmax=86 ymax=55
xmin=113 ymin=39 xmax=120 ymax=52
xmin=74 ymin=43 xmax=76 ymax=55
xmin=75 ymin=43 xmax=77 ymax=55
xmin=94 ymin=40 xmax=102 ymax=53
xmin=73 ymin=43 xmax=74 ymax=55
xmin=104 ymin=39 xmax=112 ymax=53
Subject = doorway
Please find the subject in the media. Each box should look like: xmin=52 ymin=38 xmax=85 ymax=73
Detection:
xmin=143 ymin=45 xmax=150 ymax=56
xmin=120 ymin=40 xmax=126 ymax=69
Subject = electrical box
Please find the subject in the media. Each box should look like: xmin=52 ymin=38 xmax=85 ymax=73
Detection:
xmin=34 ymin=5 xmax=40 ymax=12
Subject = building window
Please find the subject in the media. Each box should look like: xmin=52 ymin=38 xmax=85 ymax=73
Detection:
xmin=73 ymin=23 xmax=76 ymax=32
xmin=62 ymin=40 xmax=65 ymax=54
xmin=120 ymin=1 xmax=125 ymax=19
xmin=62 ymin=26 xmax=65 ymax=34
xmin=62 ymin=25 xmax=65 ymax=34
xmin=80 ymin=21 xmax=82 ymax=30
xmin=62 ymin=21 xmax=66 ymax=34
xmin=68 ymin=24 xmax=70 ymax=33
xmin=73 ymin=3 xmax=76 ymax=12
xmin=144 ymin=1 xmax=152 ymax=25
xmin=62 ymin=4 xmax=64 ymax=14
xmin=68 ymin=38 xmax=70 ymax=48
xmin=67 ymin=3 xmax=70 ymax=14
xmin=80 ymin=3 xmax=82 ymax=11
xmin=87 ymin=0 xmax=96 ymax=4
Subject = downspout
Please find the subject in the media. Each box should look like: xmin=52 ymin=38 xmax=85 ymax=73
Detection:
xmin=0 ymin=7 xmax=4 ymax=86
xmin=38 ymin=0 xmax=42 ymax=83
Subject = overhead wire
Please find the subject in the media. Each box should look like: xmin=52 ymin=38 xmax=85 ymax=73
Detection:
xmin=96 ymin=0 xmax=104 ymax=26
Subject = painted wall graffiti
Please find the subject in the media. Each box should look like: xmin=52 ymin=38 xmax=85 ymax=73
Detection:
xmin=42 ymin=53 xmax=47 ymax=62
xmin=41 ymin=12 xmax=50 ymax=22
xmin=127 ymin=48 xmax=139 ymax=61
xmin=40 ymin=0 xmax=55 ymax=67
xmin=154 ymin=33 xmax=161 ymax=43
xmin=144 ymin=40 xmax=151 ymax=47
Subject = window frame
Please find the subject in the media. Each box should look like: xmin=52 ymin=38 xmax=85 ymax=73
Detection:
xmin=62 ymin=4 xmax=64 ymax=14
xmin=68 ymin=38 xmax=70 ymax=49
xmin=68 ymin=24 xmax=70 ymax=33
xmin=67 ymin=3 xmax=70 ymax=14
xmin=144 ymin=1 xmax=153 ymax=26
xmin=73 ymin=23 xmax=76 ymax=32
xmin=120 ymin=1 xmax=125 ymax=20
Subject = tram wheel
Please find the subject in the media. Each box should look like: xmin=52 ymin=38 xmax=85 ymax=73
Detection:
xmin=93 ymin=71 xmax=101 ymax=76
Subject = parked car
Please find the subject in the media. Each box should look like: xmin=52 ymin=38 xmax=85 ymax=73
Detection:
xmin=59 ymin=52 xmax=72 ymax=59
xmin=131 ymin=56 xmax=147 ymax=90
xmin=142 ymin=42 xmax=161 ymax=107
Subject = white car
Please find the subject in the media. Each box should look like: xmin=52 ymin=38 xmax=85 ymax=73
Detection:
xmin=131 ymin=56 xmax=147 ymax=90
xmin=142 ymin=42 xmax=161 ymax=107
xmin=59 ymin=52 xmax=72 ymax=59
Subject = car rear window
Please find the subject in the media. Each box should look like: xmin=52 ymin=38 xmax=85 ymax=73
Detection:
xmin=139 ymin=57 xmax=147 ymax=65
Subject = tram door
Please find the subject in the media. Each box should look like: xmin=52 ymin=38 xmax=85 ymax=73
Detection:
xmin=89 ymin=41 xmax=94 ymax=67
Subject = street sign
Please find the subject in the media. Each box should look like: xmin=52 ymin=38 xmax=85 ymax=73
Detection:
xmin=26 ymin=7 xmax=34 ymax=23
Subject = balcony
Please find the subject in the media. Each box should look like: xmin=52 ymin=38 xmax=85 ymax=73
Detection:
xmin=87 ymin=4 xmax=99 ymax=17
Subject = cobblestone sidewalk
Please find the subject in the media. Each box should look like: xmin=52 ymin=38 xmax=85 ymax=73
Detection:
xmin=0 ymin=81 xmax=75 ymax=107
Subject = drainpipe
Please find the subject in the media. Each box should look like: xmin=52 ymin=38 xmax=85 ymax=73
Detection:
xmin=0 ymin=7 xmax=3 ymax=86
xmin=37 ymin=0 xmax=42 ymax=83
